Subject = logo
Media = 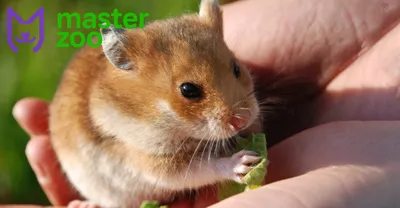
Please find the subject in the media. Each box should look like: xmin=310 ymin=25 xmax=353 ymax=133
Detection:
xmin=56 ymin=9 xmax=149 ymax=48
xmin=5 ymin=7 xmax=149 ymax=51
xmin=6 ymin=7 xmax=45 ymax=52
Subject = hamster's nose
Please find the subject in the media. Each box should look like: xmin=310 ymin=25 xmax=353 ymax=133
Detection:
xmin=229 ymin=115 xmax=249 ymax=131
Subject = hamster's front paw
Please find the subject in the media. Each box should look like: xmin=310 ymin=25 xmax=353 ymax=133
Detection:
xmin=229 ymin=150 xmax=262 ymax=183
xmin=68 ymin=200 xmax=101 ymax=208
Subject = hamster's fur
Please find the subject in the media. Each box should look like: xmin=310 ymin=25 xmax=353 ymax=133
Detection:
xmin=49 ymin=0 xmax=263 ymax=207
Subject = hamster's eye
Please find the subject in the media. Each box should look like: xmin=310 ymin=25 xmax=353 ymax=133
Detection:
xmin=233 ymin=62 xmax=240 ymax=78
xmin=180 ymin=83 xmax=202 ymax=99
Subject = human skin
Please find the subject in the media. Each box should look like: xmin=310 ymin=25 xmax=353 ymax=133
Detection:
xmin=5 ymin=0 xmax=400 ymax=207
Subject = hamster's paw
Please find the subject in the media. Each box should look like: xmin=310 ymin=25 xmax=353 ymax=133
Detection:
xmin=230 ymin=150 xmax=262 ymax=183
xmin=68 ymin=200 xmax=101 ymax=208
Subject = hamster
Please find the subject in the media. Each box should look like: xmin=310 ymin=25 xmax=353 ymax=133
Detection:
xmin=49 ymin=0 xmax=263 ymax=207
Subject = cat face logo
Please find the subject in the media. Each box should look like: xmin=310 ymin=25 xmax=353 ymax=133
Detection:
xmin=6 ymin=8 xmax=45 ymax=52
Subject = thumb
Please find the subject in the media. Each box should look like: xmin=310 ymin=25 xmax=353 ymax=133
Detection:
xmin=211 ymin=121 xmax=400 ymax=208
xmin=210 ymin=164 xmax=398 ymax=208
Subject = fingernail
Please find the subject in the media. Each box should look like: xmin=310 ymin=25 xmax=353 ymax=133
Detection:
xmin=12 ymin=104 xmax=24 ymax=127
xmin=12 ymin=101 xmax=23 ymax=119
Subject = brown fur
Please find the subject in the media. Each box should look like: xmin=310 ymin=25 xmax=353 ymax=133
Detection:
xmin=49 ymin=0 xmax=261 ymax=207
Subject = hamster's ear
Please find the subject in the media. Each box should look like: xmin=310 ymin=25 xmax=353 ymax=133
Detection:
xmin=100 ymin=24 xmax=132 ymax=70
xmin=199 ymin=0 xmax=223 ymax=36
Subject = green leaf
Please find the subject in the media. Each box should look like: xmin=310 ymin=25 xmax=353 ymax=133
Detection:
xmin=140 ymin=201 xmax=168 ymax=208
xmin=217 ymin=133 xmax=268 ymax=201
xmin=140 ymin=134 xmax=268 ymax=204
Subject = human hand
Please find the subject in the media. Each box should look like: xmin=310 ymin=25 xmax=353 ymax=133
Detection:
xmin=9 ymin=0 xmax=400 ymax=207
xmin=9 ymin=104 xmax=400 ymax=208
xmin=208 ymin=121 xmax=400 ymax=208
xmin=9 ymin=98 xmax=201 ymax=208
xmin=207 ymin=0 xmax=400 ymax=207
xmin=222 ymin=0 xmax=400 ymax=145
xmin=9 ymin=98 xmax=80 ymax=208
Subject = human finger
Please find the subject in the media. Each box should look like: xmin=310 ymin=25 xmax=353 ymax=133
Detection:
xmin=309 ymin=21 xmax=400 ymax=125
xmin=211 ymin=121 xmax=400 ymax=207
xmin=221 ymin=0 xmax=400 ymax=145
xmin=266 ymin=121 xmax=400 ymax=183
xmin=211 ymin=164 xmax=399 ymax=208
xmin=25 ymin=135 xmax=81 ymax=205
xmin=222 ymin=0 xmax=400 ymax=90
xmin=12 ymin=98 xmax=49 ymax=137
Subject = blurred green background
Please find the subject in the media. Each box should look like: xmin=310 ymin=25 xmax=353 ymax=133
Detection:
xmin=0 ymin=0 xmax=235 ymax=205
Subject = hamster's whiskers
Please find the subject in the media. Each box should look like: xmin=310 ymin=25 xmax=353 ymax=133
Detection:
xmin=199 ymin=137 xmax=211 ymax=170
xmin=183 ymin=136 xmax=205 ymax=184
xmin=154 ymin=135 xmax=192 ymax=189
xmin=231 ymin=91 xmax=257 ymax=117
xmin=238 ymin=107 xmax=252 ymax=114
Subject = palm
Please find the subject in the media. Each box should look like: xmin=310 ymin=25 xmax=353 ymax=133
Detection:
xmin=191 ymin=0 xmax=400 ymax=207
xmin=222 ymin=0 xmax=400 ymax=145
